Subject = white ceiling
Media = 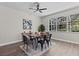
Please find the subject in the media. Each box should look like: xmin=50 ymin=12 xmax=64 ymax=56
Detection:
xmin=0 ymin=2 xmax=79 ymax=17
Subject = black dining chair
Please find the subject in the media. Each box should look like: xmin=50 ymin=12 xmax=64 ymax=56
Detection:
xmin=45 ymin=34 xmax=52 ymax=47
xmin=22 ymin=35 xmax=29 ymax=51
xmin=43 ymin=35 xmax=48 ymax=47
xmin=29 ymin=36 xmax=35 ymax=49
xmin=35 ymin=36 xmax=39 ymax=50
xmin=36 ymin=36 xmax=45 ymax=51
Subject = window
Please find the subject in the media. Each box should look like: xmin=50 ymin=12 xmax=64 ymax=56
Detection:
xmin=49 ymin=18 xmax=56 ymax=31
xmin=49 ymin=16 xmax=67 ymax=32
xmin=70 ymin=14 xmax=79 ymax=32
xmin=57 ymin=16 xmax=67 ymax=31
xmin=48 ymin=13 xmax=79 ymax=32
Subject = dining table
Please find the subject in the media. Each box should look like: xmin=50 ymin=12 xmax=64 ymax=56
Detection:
xmin=22 ymin=32 xmax=49 ymax=51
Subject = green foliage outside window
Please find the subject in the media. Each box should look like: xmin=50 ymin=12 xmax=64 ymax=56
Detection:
xmin=71 ymin=18 xmax=79 ymax=32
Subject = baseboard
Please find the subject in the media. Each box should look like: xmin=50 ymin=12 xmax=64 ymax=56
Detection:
xmin=0 ymin=40 xmax=22 ymax=47
xmin=53 ymin=38 xmax=79 ymax=44
xmin=1 ymin=38 xmax=79 ymax=47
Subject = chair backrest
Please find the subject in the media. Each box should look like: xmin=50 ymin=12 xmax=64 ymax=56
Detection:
xmin=49 ymin=34 xmax=52 ymax=40
xmin=44 ymin=35 xmax=47 ymax=39
xmin=22 ymin=34 xmax=30 ymax=45
xmin=22 ymin=35 xmax=26 ymax=42
xmin=46 ymin=32 xmax=49 ymax=36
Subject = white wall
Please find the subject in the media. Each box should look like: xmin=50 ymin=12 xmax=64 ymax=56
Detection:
xmin=41 ymin=6 xmax=79 ymax=44
xmin=0 ymin=5 xmax=41 ymax=46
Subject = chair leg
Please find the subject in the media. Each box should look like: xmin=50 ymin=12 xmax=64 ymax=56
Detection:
xmin=41 ymin=44 xmax=43 ymax=51
xmin=45 ymin=41 xmax=47 ymax=48
xmin=23 ymin=43 xmax=25 ymax=49
xmin=47 ymin=42 xmax=49 ymax=47
xmin=46 ymin=41 xmax=49 ymax=47
xmin=50 ymin=40 xmax=52 ymax=45
xmin=32 ymin=41 xmax=35 ymax=49
xmin=35 ymin=42 xmax=38 ymax=50
xmin=26 ymin=44 xmax=28 ymax=52
xmin=34 ymin=39 xmax=37 ymax=50
xmin=30 ymin=40 xmax=34 ymax=49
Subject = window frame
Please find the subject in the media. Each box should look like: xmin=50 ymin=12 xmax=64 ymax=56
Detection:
xmin=48 ymin=18 xmax=57 ymax=32
xmin=48 ymin=16 xmax=72 ymax=32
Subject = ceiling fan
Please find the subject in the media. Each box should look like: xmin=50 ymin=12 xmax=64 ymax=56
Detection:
xmin=29 ymin=2 xmax=47 ymax=13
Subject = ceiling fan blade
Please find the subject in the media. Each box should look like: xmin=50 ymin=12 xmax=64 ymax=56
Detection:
xmin=37 ymin=4 xmax=39 ymax=9
xmin=29 ymin=8 xmax=36 ymax=10
xmin=39 ymin=8 xmax=47 ymax=10
xmin=33 ymin=10 xmax=37 ymax=12
xmin=39 ymin=10 xmax=42 ymax=13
